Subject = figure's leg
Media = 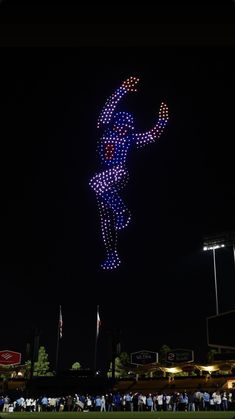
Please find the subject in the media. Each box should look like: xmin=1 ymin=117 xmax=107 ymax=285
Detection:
xmin=97 ymin=197 xmax=121 ymax=270
xmin=101 ymin=189 xmax=131 ymax=230
xmin=89 ymin=167 xmax=131 ymax=231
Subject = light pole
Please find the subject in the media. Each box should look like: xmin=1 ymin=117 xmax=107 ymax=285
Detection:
xmin=203 ymin=242 xmax=226 ymax=354
xmin=203 ymin=243 xmax=225 ymax=316
xmin=203 ymin=231 xmax=235 ymax=284
xmin=212 ymin=248 xmax=218 ymax=315
xmin=203 ymin=231 xmax=235 ymax=354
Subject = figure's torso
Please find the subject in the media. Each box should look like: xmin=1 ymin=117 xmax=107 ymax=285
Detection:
xmin=98 ymin=130 xmax=132 ymax=168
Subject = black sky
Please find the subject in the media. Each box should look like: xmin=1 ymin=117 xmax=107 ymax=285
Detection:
xmin=1 ymin=0 xmax=235 ymax=373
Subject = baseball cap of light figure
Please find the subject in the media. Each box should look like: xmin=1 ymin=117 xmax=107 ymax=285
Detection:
xmin=113 ymin=112 xmax=134 ymax=131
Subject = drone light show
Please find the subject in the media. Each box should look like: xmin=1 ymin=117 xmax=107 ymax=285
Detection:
xmin=89 ymin=76 xmax=169 ymax=270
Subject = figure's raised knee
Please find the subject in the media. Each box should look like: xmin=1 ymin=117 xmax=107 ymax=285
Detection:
xmin=89 ymin=174 xmax=111 ymax=195
xmin=89 ymin=175 xmax=102 ymax=194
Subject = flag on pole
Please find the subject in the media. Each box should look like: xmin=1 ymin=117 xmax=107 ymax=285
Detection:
xmin=59 ymin=305 xmax=63 ymax=339
xmin=96 ymin=305 xmax=101 ymax=338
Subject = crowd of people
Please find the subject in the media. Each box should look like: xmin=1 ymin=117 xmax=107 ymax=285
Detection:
xmin=1 ymin=389 xmax=235 ymax=412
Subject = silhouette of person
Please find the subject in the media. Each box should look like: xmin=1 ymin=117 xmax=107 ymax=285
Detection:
xmin=89 ymin=76 xmax=169 ymax=270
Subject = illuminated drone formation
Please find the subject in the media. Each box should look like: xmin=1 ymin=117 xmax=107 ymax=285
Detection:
xmin=89 ymin=76 xmax=169 ymax=270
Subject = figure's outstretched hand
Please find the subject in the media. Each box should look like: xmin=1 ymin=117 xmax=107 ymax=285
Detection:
xmin=122 ymin=76 xmax=140 ymax=92
xmin=158 ymin=102 xmax=169 ymax=122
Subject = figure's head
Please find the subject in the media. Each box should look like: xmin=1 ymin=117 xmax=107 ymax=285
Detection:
xmin=112 ymin=111 xmax=134 ymax=134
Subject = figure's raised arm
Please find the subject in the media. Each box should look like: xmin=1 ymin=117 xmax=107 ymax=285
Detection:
xmin=97 ymin=76 xmax=139 ymax=128
xmin=135 ymin=102 xmax=169 ymax=148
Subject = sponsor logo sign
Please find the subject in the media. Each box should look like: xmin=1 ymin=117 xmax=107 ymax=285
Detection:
xmin=0 ymin=350 xmax=21 ymax=365
xmin=166 ymin=349 xmax=194 ymax=363
xmin=131 ymin=350 xmax=158 ymax=365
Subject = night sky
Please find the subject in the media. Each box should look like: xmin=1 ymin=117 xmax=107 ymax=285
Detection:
xmin=1 ymin=1 xmax=235 ymax=373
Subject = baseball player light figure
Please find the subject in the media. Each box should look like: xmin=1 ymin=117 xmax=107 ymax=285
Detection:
xmin=89 ymin=76 xmax=169 ymax=270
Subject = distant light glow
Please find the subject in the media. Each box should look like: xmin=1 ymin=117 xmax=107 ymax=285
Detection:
xmin=160 ymin=366 xmax=183 ymax=374
xmin=197 ymin=365 xmax=220 ymax=372
xmin=90 ymin=76 xmax=169 ymax=270
xmin=203 ymin=244 xmax=225 ymax=251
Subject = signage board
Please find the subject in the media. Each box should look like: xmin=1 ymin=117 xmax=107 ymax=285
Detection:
xmin=207 ymin=310 xmax=235 ymax=349
xmin=166 ymin=348 xmax=194 ymax=363
xmin=0 ymin=350 xmax=21 ymax=365
xmin=131 ymin=350 xmax=158 ymax=365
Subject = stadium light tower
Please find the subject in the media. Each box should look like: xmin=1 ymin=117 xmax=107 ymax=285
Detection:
xmin=203 ymin=231 xmax=235 ymax=315
xmin=203 ymin=231 xmax=235 ymax=354
xmin=203 ymin=243 xmax=225 ymax=315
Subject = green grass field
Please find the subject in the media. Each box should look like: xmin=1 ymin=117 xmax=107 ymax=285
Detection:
xmin=1 ymin=413 xmax=235 ymax=419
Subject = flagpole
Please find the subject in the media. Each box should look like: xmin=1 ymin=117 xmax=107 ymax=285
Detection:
xmin=55 ymin=305 xmax=62 ymax=375
xmin=94 ymin=305 xmax=99 ymax=374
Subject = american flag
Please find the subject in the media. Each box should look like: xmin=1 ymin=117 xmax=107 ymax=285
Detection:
xmin=96 ymin=305 xmax=101 ymax=338
xmin=59 ymin=305 xmax=63 ymax=339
